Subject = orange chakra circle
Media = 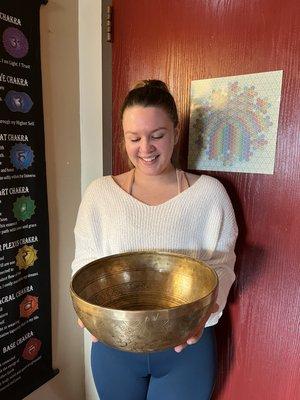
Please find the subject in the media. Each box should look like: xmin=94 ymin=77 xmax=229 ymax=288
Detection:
xmin=19 ymin=295 xmax=39 ymax=318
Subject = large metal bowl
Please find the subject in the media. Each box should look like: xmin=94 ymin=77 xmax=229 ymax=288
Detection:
xmin=70 ymin=251 xmax=218 ymax=352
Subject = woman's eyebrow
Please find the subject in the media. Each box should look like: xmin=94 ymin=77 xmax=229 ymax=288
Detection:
xmin=125 ymin=127 xmax=167 ymax=135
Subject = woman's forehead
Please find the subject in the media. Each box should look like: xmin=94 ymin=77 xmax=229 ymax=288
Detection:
xmin=122 ymin=106 xmax=173 ymax=129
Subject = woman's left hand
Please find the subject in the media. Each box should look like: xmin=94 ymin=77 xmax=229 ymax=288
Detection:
xmin=174 ymin=302 xmax=219 ymax=353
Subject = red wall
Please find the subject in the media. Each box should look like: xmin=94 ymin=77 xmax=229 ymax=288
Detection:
xmin=112 ymin=1 xmax=300 ymax=398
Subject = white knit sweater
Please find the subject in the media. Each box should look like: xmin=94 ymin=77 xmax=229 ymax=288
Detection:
xmin=71 ymin=174 xmax=238 ymax=327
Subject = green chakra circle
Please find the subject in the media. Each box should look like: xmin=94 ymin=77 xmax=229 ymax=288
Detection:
xmin=13 ymin=196 xmax=36 ymax=221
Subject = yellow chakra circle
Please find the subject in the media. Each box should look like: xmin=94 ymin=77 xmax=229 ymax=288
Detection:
xmin=16 ymin=245 xmax=38 ymax=270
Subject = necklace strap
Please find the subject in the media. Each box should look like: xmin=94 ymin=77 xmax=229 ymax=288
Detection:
xmin=127 ymin=168 xmax=189 ymax=195
xmin=176 ymin=169 xmax=190 ymax=193
xmin=126 ymin=168 xmax=135 ymax=195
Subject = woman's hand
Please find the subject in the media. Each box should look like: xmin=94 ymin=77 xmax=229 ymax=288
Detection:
xmin=174 ymin=302 xmax=219 ymax=353
xmin=77 ymin=318 xmax=98 ymax=342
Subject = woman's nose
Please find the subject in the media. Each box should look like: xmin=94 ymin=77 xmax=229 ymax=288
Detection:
xmin=140 ymin=138 xmax=154 ymax=153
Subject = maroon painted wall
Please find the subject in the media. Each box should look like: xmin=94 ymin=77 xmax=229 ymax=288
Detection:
xmin=112 ymin=1 xmax=300 ymax=398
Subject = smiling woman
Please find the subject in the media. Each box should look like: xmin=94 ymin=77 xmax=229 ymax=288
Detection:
xmin=115 ymin=81 xmax=181 ymax=205
xmin=123 ymin=106 xmax=178 ymax=175
xmin=71 ymin=80 xmax=238 ymax=400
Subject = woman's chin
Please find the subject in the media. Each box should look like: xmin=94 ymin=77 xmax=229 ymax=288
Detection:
xmin=135 ymin=162 xmax=174 ymax=177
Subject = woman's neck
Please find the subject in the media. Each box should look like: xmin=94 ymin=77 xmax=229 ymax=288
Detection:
xmin=130 ymin=164 xmax=178 ymax=205
xmin=133 ymin=164 xmax=177 ymax=186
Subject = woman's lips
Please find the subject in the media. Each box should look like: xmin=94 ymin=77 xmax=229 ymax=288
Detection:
xmin=139 ymin=155 xmax=159 ymax=163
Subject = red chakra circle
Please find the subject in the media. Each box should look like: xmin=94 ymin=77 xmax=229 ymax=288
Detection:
xmin=22 ymin=338 xmax=42 ymax=361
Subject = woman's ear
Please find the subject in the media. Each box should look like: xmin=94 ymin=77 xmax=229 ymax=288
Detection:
xmin=174 ymin=127 xmax=180 ymax=145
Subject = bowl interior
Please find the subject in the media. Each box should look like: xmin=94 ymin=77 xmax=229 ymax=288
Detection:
xmin=72 ymin=252 xmax=217 ymax=311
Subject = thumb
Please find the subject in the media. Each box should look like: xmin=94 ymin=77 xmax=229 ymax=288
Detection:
xmin=77 ymin=318 xmax=84 ymax=328
xmin=212 ymin=303 xmax=219 ymax=313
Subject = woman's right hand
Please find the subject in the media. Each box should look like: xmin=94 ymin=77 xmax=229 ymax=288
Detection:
xmin=77 ymin=318 xmax=98 ymax=342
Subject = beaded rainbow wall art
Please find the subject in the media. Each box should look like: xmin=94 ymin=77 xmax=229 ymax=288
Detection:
xmin=188 ymin=70 xmax=283 ymax=174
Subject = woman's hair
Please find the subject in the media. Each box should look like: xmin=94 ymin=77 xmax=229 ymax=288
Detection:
xmin=120 ymin=79 xmax=179 ymax=127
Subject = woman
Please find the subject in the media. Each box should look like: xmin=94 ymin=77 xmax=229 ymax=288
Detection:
xmin=72 ymin=80 xmax=238 ymax=399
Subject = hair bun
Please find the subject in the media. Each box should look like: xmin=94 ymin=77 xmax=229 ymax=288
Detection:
xmin=132 ymin=79 xmax=170 ymax=93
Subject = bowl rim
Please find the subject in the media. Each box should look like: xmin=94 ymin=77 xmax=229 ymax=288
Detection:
xmin=70 ymin=250 xmax=219 ymax=315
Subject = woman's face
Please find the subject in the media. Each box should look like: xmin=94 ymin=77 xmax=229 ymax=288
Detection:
xmin=122 ymin=106 xmax=178 ymax=176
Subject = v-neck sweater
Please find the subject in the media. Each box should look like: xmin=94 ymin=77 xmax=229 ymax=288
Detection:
xmin=71 ymin=174 xmax=238 ymax=327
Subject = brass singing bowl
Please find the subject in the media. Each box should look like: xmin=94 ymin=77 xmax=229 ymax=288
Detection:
xmin=70 ymin=251 xmax=218 ymax=353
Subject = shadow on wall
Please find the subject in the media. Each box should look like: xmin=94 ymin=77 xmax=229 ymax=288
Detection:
xmin=177 ymin=110 xmax=268 ymax=397
xmin=213 ymin=178 xmax=267 ymax=398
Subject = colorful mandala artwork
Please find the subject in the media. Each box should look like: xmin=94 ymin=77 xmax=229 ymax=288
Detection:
xmin=2 ymin=27 xmax=29 ymax=59
xmin=188 ymin=71 xmax=283 ymax=174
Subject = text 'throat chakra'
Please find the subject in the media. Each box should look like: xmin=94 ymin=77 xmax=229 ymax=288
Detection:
xmin=16 ymin=245 xmax=38 ymax=270
xmin=13 ymin=196 xmax=36 ymax=221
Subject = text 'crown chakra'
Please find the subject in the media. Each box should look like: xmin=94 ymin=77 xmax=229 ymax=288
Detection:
xmin=13 ymin=196 xmax=36 ymax=221
xmin=10 ymin=143 xmax=34 ymax=170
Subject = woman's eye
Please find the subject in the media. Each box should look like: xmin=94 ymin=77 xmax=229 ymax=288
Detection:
xmin=152 ymin=135 xmax=163 ymax=140
xmin=130 ymin=138 xmax=140 ymax=142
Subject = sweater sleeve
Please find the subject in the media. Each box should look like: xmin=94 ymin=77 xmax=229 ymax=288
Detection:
xmin=204 ymin=184 xmax=238 ymax=327
xmin=71 ymin=182 xmax=103 ymax=276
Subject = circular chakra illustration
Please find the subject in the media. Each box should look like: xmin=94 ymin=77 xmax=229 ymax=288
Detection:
xmin=2 ymin=27 xmax=29 ymax=59
xmin=10 ymin=143 xmax=34 ymax=170
xmin=16 ymin=244 xmax=38 ymax=270
xmin=5 ymin=90 xmax=33 ymax=113
xmin=13 ymin=196 xmax=36 ymax=221
xmin=20 ymin=295 xmax=39 ymax=318
xmin=22 ymin=338 xmax=42 ymax=361
xmin=192 ymin=81 xmax=273 ymax=166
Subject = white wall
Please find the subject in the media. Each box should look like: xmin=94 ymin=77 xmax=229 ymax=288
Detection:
xmin=78 ymin=1 xmax=103 ymax=399
xmin=25 ymin=0 xmax=88 ymax=398
xmin=79 ymin=1 xmax=103 ymax=193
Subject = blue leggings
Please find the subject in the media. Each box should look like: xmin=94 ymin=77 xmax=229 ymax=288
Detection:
xmin=91 ymin=327 xmax=217 ymax=400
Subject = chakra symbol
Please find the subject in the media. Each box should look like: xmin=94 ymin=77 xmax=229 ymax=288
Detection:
xmin=16 ymin=245 xmax=38 ymax=270
xmin=5 ymin=91 xmax=33 ymax=113
xmin=22 ymin=338 xmax=42 ymax=361
xmin=2 ymin=27 xmax=29 ymax=59
xmin=13 ymin=196 xmax=36 ymax=221
xmin=20 ymin=295 xmax=39 ymax=318
xmin=10 ymin=143 xmax=34 ymax=170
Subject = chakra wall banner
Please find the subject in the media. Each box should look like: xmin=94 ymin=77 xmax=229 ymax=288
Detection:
xmin=0 ymin=1 xmax=58 ymax=399
xmin=188 ymin=70 xmax=283 ymax=174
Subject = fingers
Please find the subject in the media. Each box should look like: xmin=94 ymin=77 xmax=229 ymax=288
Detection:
xmin=174 ymin=329 xmax=203 ymax=353
xmin=211 ymin=302 xmax=219 ymax=313
xmin=174 ymin=325 xmax=204 ymax=353
xmin=187 ymin=328 xmax=203 ymax=345
xmin=174 ymin=303 xmax=219 ymax=353
xmin=77 ymin=318 xmax=84 ymax=328
xmin=174 ymin=343 xmax=187 ymax=353
xmin=77 ymin=318 xmax=98 ymax=342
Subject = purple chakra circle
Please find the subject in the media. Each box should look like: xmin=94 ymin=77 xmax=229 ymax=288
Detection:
xmin=2 ymin=27 xmax=29 ymax=59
